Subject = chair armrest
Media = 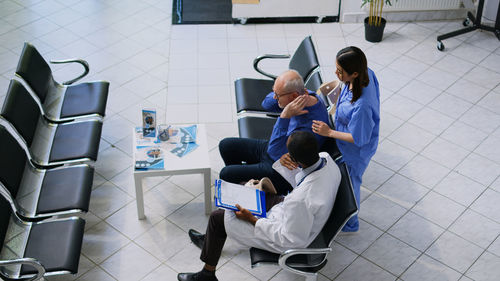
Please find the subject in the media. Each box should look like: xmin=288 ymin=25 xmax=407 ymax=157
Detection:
xmin=49 ymin=59 xmax=90 ymax=85
xmin=253 ymin=54 xmax=291 ymax=80
xmin=0 ymin=258 xmax=46 ymax=281
xmin=278 ymin=247 xmax=331 ymax=275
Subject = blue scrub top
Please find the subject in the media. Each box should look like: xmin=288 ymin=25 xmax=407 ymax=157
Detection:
xmin=334 ymin=68 xmax=380 ymax=168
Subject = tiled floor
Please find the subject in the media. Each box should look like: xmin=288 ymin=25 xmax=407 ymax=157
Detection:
xmin=1 ymin=0 xmax=500 ymax=280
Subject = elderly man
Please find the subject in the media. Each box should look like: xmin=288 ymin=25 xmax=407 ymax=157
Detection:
xmin=178 ymin=131 xmax=341 ymax=281
xmin=219 ymin=70 xmax=330 ymax=195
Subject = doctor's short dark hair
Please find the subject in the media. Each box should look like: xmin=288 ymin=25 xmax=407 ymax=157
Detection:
xmin=287 ymin=131 xmax=319 ymax=167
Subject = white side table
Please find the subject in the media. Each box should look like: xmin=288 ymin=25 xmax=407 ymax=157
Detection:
xmin=133 ymin=124 xmax=212 ymax=220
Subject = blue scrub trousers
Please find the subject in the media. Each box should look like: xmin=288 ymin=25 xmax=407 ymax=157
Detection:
xmin=342 ymin=161 xmax=367 ymax=232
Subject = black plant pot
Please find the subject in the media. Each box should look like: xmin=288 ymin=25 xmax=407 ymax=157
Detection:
xmin=364 ymin=17 xmax=386 ymax=42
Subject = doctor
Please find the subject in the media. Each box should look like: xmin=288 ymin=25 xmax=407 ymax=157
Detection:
xmin=312 ymin=46 xmax=380 ymax=232
xmin=177 ymin=131 xmax=341 ymax=281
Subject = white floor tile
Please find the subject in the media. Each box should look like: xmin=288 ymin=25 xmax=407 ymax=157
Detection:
xmin=319 ymin=242 xmax=357 ymax=279
xmin=447 ymin=79 xmax=490 ymax=104
xmin=216 ymin=261 xmax=260 ymax=281
xmin=455 ymin=153 xmax=500 ymax=187
xmin=450 ymin=42 xmax=491 ymax=64
xmin=362 ymin=160 xmax=395 ymax=191
xmin=377 ymin=174 xmax=429 ymax=209
xmin=433 ymin=171 xmax=486 ymax=207
xmin=334 ymin=256 xmax=396 ymax=281
xmin=105 ymin=201 xmax=164 ymax=240
xmin=464 ymin=65 xmax=500 ymax=91
xmin=401 ymin=254 xmax=461 ymax=281
xmin=359 ymin=193 xmax=408 ymax=231
xmin=426 ymin=231 xmax=483 ymax=273
xmin=428 ymin=92 xmax=473 ymax=119
xmin=474 ymin=135 xmax=500 ymax=164
xmin=363 ymin=233 xmax=421 ymax=276
xmin=388 ymin=211 xmax=444 ymax=252
xmin=141 ymin=264 xmax=179 ymax=281
xmin=471 ymin=189 xmax=500 ymax=223
xmin=387 ymin=122 xmax=436 ymax=153
xmin=449 ymin=209 xmax=500 ymax=249
xmin=460 ymin=105 xmax=500 ymax=134
xmin=466 ymin=252 xmax=500 ymax=281
xmin=441 ymin=121 xmax=488 ymax=151
xmin=372 ymin=140 xmax=416 ymax=171
xmin=413 ymin=191 xmax=466 ymax=228
xmin=381 ymin=95 xmax=423 ymax=121
xmin=399 ymin=155 xmax=450 ymax=189
xmin=336 ymin=220 xmax=383 ymax=255
xmin=135 ymin=219 xmax=190 ymax=262
xmin=100 ymin=242 xmax=161 ymax=281
xmin=81 ymin=221 xmax=131 ymax=264
xmin=396 ymin=79 xmax=441 ymax=105
xmin=74 ymin=266 xmax=116 ymax=281
xmin=421 ymin=138 xmax=469 ymax=169
xmin=89 ymin=182 xmax=133 ymax=219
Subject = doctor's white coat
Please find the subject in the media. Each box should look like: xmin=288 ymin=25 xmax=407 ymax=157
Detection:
xmin=224 ymin=153 xmax=341 ymax=253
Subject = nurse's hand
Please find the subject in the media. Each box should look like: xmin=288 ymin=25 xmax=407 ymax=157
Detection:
xmin=235 ymin=204 xmax=258 ymax=225
xmin=312 ymin=120 xmax=332 ymax=137
xmin=280 ymin=153 xmax=298 ymax=170
xmin=281 ymin=95 xmax=308 ymax=118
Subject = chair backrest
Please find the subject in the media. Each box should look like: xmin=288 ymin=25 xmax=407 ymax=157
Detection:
xmin=288 ymin=36 xmax=320 ymax=81
xmin=320 ymin=137 xmax=341 ymax=161
xmin=305 ymin=162 xmax=357 ymax=264
xmin=15 ymin=42 xmax=54 ymax=103
xmin=0 ymin=126 xmax=28 ymax=199
xmin=1 ymin=80 xmax=42 ymax=147
xmin=304 ymin=71 xmax=323 ymax=93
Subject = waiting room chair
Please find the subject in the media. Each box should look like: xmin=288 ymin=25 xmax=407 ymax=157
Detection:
xmin=237 ymin=115 xmax=276 ymax=140
xmin=235 ymin=36 xmax=320 ymax=115
xmin=0 ymin=80 xmax=102 ymax=168
xmin=0 ymin=197 xmax=85 ymax=281
xmin=249 ymin=161 xmax=357 ymax=281
xmin=0 ymin=126 xmax=93 ymax=221
xmin=15 ymin=42 xmax=109 ymax=123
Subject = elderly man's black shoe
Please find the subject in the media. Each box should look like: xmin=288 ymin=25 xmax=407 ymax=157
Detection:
xmin=188 ymin=229 xmax=205 ymax=249
xmin=178 ymin=271 xmax=218 ymax=281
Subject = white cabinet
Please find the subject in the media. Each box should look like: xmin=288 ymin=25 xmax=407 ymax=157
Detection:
xmin=232 ymin=0 xmax=340 ymax=23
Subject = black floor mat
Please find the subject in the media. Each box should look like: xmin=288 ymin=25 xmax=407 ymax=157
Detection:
xmin=172 ymin=0 xmax=232 ymax=24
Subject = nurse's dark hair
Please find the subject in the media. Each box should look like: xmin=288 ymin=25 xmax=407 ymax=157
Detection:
xmin=287 ymin=131 xmax=319 ymax=167
xmin=336 ymin=46 xmax=369 ymax=103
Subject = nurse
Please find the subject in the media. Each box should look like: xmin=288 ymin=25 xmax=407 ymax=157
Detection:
xmin=312 ymin=46 xmax=380 ymax=232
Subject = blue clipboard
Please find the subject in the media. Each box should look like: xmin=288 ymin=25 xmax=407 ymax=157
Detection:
xmin=214 ymin=180 xmax=267 ymax=218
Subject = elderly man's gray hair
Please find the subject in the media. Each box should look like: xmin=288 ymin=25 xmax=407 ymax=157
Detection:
xmin=282 ymin=69 xmax=306 ymax=95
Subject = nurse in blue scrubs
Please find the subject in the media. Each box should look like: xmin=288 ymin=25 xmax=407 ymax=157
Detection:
xmin=312 ymin=46 xmax=380 ymax=232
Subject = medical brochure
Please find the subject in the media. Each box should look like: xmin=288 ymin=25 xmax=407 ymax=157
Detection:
xmin=134 ymin=145 xmax=164 ymax=170
xmin=142 ymin=109 xmax=156 ymax=138
xmin=214 ymin=179 xmax=266 ymax=218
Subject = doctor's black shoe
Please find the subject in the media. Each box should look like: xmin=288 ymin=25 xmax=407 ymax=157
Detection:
xmin=188 ymin=229 xmax=205 ymax=249
xmin=178 ymin=271 xmax=218 ymax=281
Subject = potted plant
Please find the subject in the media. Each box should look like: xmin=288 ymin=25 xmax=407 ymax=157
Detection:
xmin=361 ymin=0 xmax=396 ymax=42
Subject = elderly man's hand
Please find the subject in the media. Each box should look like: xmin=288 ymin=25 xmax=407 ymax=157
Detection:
xmin=235 ymin=204 xmax=258 ymax=225
xmin=280 ymin=95 xmax=308 ymax=119
xmin=280 ymin=153 xmax=298 ymax=170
